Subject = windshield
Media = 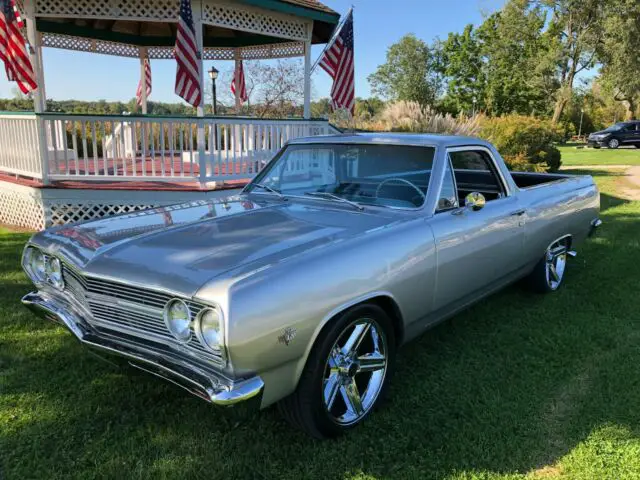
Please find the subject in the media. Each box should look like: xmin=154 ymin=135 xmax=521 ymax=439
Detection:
xmin=246 ymin=143 xmax=435 ymax=209
xmin=604 ymin=124 xmax=625 ymax=132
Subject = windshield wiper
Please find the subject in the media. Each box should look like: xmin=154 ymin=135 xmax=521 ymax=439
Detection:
xmin=251 ymin=183 xmax=287 ymax=200
xmin=304 ymin=191 xmax=364 ymax=211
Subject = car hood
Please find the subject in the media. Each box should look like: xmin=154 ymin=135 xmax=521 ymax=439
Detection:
xmin=589 ymin=129 xmax=612 ymax=136
xmin=32 ymin=196 xmax=400 ymax=297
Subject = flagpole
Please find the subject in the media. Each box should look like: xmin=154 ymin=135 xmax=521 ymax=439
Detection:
xmin=310 ymin=7 xmax=353 ymax=74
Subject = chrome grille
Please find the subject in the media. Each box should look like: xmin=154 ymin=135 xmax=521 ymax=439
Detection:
xmin=60 ymin=263 xmax=223 ymax=365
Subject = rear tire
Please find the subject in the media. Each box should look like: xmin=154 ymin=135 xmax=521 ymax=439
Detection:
xmin=527 ymin=237 xmax=570 ymax=293
xmin=278 ymin=304 xmax=396 ymax=438
xmin=634 ymin=144 xmax=640 ymax=149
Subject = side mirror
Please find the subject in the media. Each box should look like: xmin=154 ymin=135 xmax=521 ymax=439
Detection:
xmin=465 ymin=192 xmax=486 ymax=211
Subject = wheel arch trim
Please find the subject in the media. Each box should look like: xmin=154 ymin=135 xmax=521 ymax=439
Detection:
xmin=545 ymin=233 xmax=573 ymax=254
xmin=292 ymin=291 xmax=404 ymax=388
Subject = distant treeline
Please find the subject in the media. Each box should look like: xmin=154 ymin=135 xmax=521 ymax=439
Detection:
xmin=0 ymin=98 xmax=218 ymax=116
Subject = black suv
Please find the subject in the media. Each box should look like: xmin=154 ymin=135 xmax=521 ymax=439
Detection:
xmin=588 ymin=121 xmax=640 ymax=149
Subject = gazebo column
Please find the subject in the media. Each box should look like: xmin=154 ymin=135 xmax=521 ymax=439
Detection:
xmin=23 ymin=0 xmax=50 ymax=185
xmin=23 ymin=0 xmax=45 ymax=113
xmin=303 ymin=24 xmax=313 ymax=119
xmin=138 ymin=47 xmax=148 ymax=114
xmin=194 ymin=2 xmax=207 ymax=185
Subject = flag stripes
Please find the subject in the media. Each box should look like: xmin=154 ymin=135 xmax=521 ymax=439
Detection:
xmin=0 ymin=0 xmax=37 ymax=94
xmin=174 ymin=0 xmax=201 ymax=107
xmin=136 ymin=57 xmax=152 ymax=106
xmin=231 ymin=60 xmax=248 ymax=104
xmin=319 ymin=10 xmax=354 ymax=114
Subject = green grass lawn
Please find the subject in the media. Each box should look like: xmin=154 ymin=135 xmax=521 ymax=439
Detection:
xmin=559 ymin=144 xmax=640 ymax=166
xmin=2 ymin=174 xmax=640 ymax=479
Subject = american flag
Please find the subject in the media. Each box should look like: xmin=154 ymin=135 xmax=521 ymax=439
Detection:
xmin=174 ymin=0 xmax=201 ymax=107
xmin=136 ymin=57 xmax=152 ymax=107
xmin=318 ymin=10 xmax=354 ymax=114
xmin=0 ymin=0 xmax=37 ymax=94
xmin=231 ymin=60 xmax=248 ymax=104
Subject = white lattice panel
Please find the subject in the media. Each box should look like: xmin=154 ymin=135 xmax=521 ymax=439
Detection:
xmin=45 ymin=202 xmax=159 ymax=227
xmin=35 ymin=0 xmax=309 ymax=41
xmin=43 ymin=32 xmax=304 ymax=60
xmin=42 ymin=33 xmax=141 ymax=58
xmin=239 ymin=41 xmax=304 ymax=59
xmin=147 ymin=46 xmax=175 ymax=59
xmin=203 ymin=47 xmax=234 ymax=61
xmin=35 ymin=0 xmax=179 ymax=19
xmin=203 ymin=2 xmax=309 ymax=41
xmin=0 ymin=186 xmax=45 ymax=230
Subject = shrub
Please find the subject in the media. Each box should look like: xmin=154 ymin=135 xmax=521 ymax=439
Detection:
xmin=377 ymin=101 xmax=483 ymax=136
xmin=480 ymin=114 xmax=563 ymax=172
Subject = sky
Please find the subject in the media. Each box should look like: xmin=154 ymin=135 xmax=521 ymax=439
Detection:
xmin=0 ymin=0 xmax=505 ymax=104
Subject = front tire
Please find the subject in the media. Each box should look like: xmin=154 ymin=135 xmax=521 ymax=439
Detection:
xmin=607 ymin=138 xmax=620 ymax=149
xmin=527 ymin=238 xmax=570 ymax=293
xmin=278 ymin=304 xmax=396 ymax=438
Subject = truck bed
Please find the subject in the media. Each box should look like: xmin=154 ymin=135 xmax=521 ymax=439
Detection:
xmin=511 ymin=171 xmax=571 ymax=189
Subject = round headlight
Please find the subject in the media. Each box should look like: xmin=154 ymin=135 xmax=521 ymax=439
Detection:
xmin=28 ymin=248 xmax=46 ymax=282
xmin=164 ymin=299 xmax=192 ymax=342
xmin=196 ymin=308 xmax=224 ymax=352
xmin=45 ymin=256 xmax=64 ymax=289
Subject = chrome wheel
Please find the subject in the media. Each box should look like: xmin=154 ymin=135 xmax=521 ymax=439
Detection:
xmin=322 ymin=319 xmax=388 ymax=426
xmin=608 ymin=138 xmax=620 ymax=149
xmin=545 ymin=240 xmax=568 ymax=290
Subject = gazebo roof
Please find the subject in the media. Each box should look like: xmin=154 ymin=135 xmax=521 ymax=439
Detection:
xmin=32 ymin=0 xmax=340 ymax=51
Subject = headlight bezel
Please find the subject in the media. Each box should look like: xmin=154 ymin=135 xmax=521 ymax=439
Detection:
xmin=163 ymin=298 xmax=193 ymax=343
xmin=195 ymin=306 xmax=226 ymax=357
xmin=45 ymin=255 xmax=64 ymax=289
xmin=24 ymin=246 xmax=47 ymax=284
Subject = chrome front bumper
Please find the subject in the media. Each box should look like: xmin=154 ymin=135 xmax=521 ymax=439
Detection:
xmin=22 ymin=291 xmax=264 ymax=409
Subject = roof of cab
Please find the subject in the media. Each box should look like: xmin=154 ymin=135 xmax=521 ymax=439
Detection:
xmin=286 ymin=132 xmax=493 ymax=148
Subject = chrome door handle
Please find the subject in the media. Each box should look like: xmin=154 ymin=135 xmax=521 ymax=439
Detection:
xmin=510 ymin=209 xmax=526 ymax=216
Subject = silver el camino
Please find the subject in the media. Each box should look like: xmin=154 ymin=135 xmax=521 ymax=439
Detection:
xmin=21 ymin=134 xmax=601 ymax=438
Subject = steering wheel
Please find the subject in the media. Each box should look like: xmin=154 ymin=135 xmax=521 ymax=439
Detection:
xmin=375 ymin=178 xmax=426 ymax=204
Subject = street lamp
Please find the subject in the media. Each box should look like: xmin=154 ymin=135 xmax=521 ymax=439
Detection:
xmin=208 ymin=66 xmax=218 ymax=115
xmin=578 ymin=108 xmax=584 ymax=140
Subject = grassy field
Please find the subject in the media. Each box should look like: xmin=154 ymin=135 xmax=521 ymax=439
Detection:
xmin=559 ymin=144 xmax=640 ymax=166
xmin=2 ymin=153 xmax=640 ymax=479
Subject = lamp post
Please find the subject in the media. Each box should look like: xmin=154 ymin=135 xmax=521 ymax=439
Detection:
xmin=578 ymin=108 xmax=584 ymax=140
xmin=208 ymin=66 xmax=218 ymax=115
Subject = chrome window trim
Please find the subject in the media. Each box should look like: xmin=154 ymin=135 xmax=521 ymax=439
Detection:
xmin=435 ymin=153 xmax=460 ymax=213
xmin=445 ymin=145 xmax=512 ymax=198
xmin=244 ymin=142 xmax=440 ymax=212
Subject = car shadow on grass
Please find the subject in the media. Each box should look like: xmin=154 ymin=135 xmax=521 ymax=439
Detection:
xmin=2 ymin=197 xmax=640 ymax=479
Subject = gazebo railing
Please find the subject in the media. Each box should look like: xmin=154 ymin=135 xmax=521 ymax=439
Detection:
xmin=0 ymin=113 xmax=338 ymax=185
xmin=0 ymin=113 xmax=44 ymax=179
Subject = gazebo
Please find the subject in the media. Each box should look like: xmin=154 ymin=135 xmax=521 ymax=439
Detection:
xmin=0 ymin=0 xmax=341 ymax=230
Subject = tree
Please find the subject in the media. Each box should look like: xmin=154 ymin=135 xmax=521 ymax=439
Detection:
xmin=367 ymin=34 xmax=442 ymax=106
xmin=436 ymin=25 xmax=485 ymax=114
xmin=476 ymin=0 xmax=554 ymax=116
xmin=311 ymin=97 xmax=332 ymax=118
xmin=598 ymin=0 xmax=640 ymax=120
xmin=540 ymin=0 xmax=606 ymax=123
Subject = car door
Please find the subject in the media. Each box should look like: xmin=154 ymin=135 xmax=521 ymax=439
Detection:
xmin=632 ymin=123 xmax=640 ymax=144
xmin=619 ymin=123 xmax=637 ymax=144
xmin=429 ymin=146 xmax=526 ymax=311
